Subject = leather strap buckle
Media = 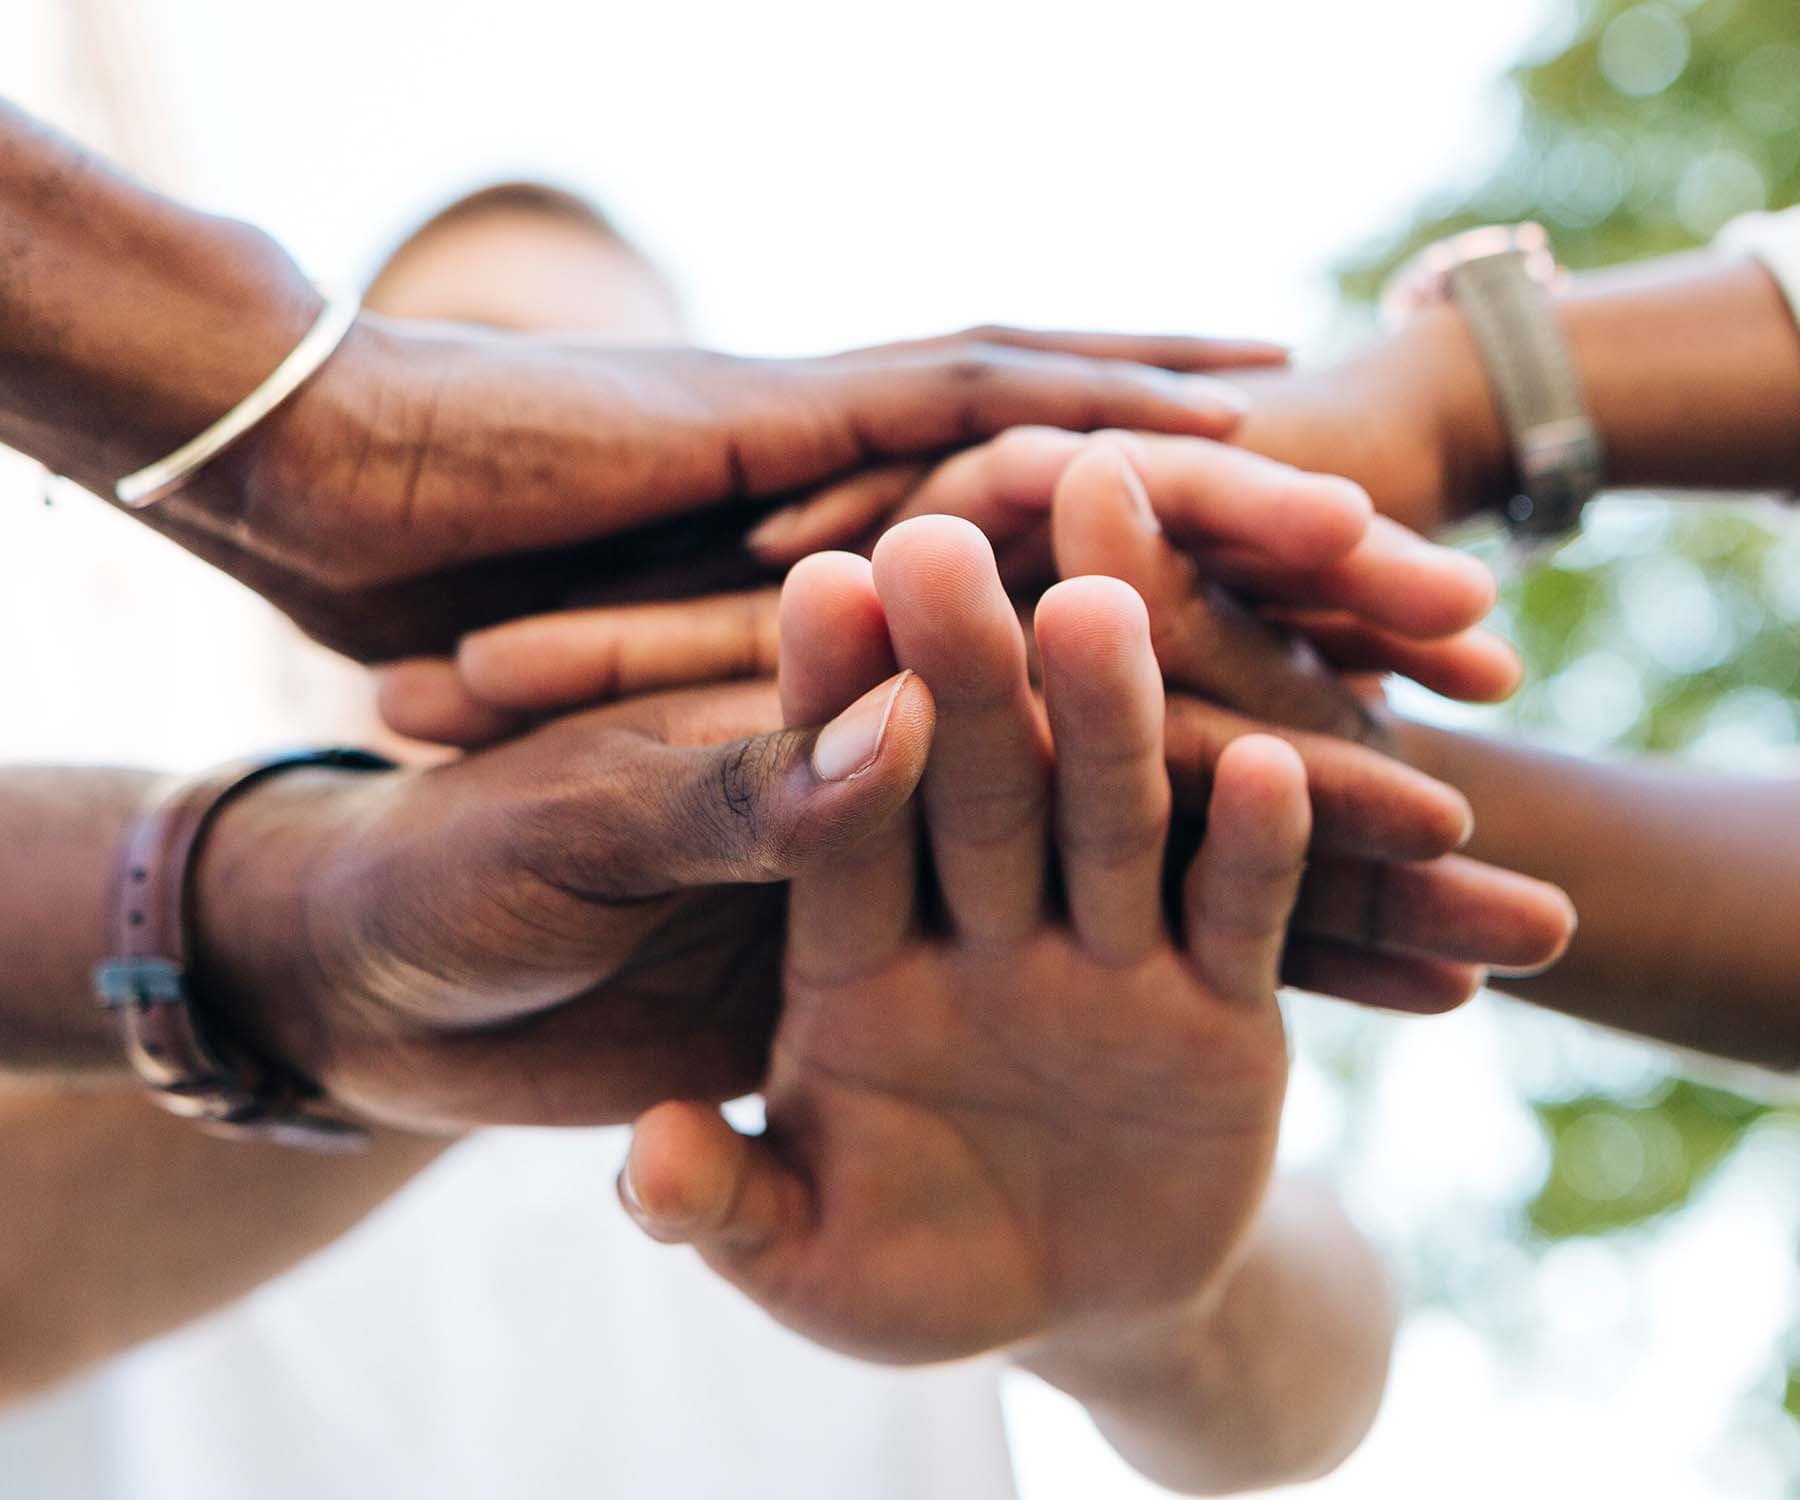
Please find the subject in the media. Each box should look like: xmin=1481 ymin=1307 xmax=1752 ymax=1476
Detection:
xmin=92 ymin=749 xmax=392 ymax=1152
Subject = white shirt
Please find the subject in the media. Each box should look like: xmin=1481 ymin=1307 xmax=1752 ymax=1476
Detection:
xmin=0 ymin=1128 xmax=1020 ymax=1500
xmin=1719 ymin=206 xmax=1800 ymax=330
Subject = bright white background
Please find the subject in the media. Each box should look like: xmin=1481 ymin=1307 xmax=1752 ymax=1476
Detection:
xmin=5 ymin=1 xmax=1795 ymax=1496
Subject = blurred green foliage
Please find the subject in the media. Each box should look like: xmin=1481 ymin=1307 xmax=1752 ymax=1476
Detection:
xmin=1530 ymin=1080 xmax=1770 ymax=1237
xmin=1342 ymin=0 xmax=1800 ymax=295
xmin=1339 ymin=0 xmax=1800 ymax=1469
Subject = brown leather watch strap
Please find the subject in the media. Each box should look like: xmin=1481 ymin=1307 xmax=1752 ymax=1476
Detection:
xmin=93 ymin=749 xmax=393 ymax=1151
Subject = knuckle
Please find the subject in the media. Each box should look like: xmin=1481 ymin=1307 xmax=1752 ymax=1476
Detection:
xmin=960 ymin=322 xmax=1008 ymax=344
xmin=1059 ymin=817 xmax=1167 ymax=872
xmin=935 ymin=781 xmax=1047 ymax=851
xmin=942 ymin=352 xmax=1002 ymax=387
xmin=988 ymin=424 xmax=1047 ymax=466
xmin=694 ymin=731 xmax=808 ymax=880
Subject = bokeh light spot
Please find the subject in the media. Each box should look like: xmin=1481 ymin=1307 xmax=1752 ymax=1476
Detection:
xmin=1598 ymin=4 xmax=1690 ymax=98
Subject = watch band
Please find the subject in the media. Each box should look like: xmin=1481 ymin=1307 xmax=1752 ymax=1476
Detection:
xmin=1439 ymin=228 xmax=1606 ymax=539
xmin=93 ymin=749 xmax=394 ymax=1151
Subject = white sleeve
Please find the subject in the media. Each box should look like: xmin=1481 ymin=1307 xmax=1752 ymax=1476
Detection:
xmin=1717 ymin=206 xmax=1800 ymax=329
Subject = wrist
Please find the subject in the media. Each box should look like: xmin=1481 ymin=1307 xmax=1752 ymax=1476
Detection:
xmin=189 ymin=767 xmax=394 ymax=1110
xmin=1012 ymin=1275 xmax=1235 ymax=1412
xmin=1228 ymin=309 xmax=1503 ymax=539
xmin=1394 ymin=303 xmax=1513 ymax=525
xmin=1017 ymin=1183 xmax=1394 ymax=1493
xmin=0 ymin=138 xmax=321 ymax=496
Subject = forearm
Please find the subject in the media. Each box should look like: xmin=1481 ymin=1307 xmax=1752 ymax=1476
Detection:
xmin=0 ymin=1084 xmax=446 ymax=1408
xmin=1553 ymin=252 xmax=1800 ymax=498
xmin=1231 ymin=251 xmax=1800 ymax=536
xmin=0 ymin=97 xmax=317 ymax=494
xmin=1396 ymin=720 xmax=1800 ymax=1069
xmin=0 ymin=767 xmax=449 ymax=1404
xmin=1016 ymin=1178 xmax=1393 ymax=1495
xmin=0 ymin=769 xmax=157 ymax=1076
xmin=0 ymin=759 xmax=457 ymax=1404
xmin=0 ymin=763 xmax=345 ymax=1078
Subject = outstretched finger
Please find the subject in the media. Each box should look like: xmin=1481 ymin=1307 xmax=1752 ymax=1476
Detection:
xmin=1282 ymin=940 xmax=1485 ymax=1015
xmin=1049 ymin=436 xmax=1379 ymax=742
xmin=376 ymin=658 xmax=528 ymax=748
xmin=1183 ymin=734 xmax=1312 ymax=1009
xmin=1165 ymin=695 xmax=1474 ymax=862
xmin=872 ymin=516 xmax=1052 ymax=946
xmin=908 ymin=325 xmax=1290 ymax=372
xmin=1295 ymin=853 xmax=1576 ymax=975
xmin=745 ymin=464 xmax=930 ymax=562
xmin=779 ymin=551 xmax=922 ymax=974
xmin=1036 ymin=576 xmax=1171 ymax=967
xmin=1266 ymin=610 xmax=1524 ymax=704
xmin=1204 ymin=514 xmax=1498 ymax=640
xmin=889 ymin=429 xmax=1371 ymax=573
xmin=453 ymin=589 xmax=782 ymax=715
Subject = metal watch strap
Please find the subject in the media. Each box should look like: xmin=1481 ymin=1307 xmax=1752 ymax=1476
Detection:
xmin=1447 ymin=248 xmax=1606 ymax=539
xmin=93 ymin=749 xmax=393 ymax=1151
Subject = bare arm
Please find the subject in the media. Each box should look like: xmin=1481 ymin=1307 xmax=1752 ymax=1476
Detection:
xmin=0 ymin=97 xmax=1263 ymax=662
xmin=0 ymin=666 xmax=938 ymax=1404
xmin=1394 ymin=721 xmax=1800 ymax=1071
xmin=0 ymin=771 xmax=148 ymax=1076
xmin=1220 ymin=240 xmax=1800 ymax=1069
xmin=1231 ymin=249 xmax=1800 ymax=537
xmin=1018 ymin=1178 xmax=1393 ymax=1495
xmin=0 ymin=1088 xmax=445 ymax=1407
xmin=0 ymin=770 xmax=449 ymax=1404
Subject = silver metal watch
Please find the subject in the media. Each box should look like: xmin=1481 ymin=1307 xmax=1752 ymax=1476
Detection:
xmin=1386 ymin=223 xmax=1606 ymax=541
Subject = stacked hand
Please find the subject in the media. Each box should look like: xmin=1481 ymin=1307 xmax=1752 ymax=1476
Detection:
xmin=200 ymin=426 xmax=1570 ymax=1141
xmin=186 ymin=372 xmax=1574 ymax=1496
xmin=380 ymin=427 xmax=1572 ymax=1015
xmin=152 ymin=318 xmax=1277 ymax=661
xmin=616 ymin=515 xmax=1309 ymax=1361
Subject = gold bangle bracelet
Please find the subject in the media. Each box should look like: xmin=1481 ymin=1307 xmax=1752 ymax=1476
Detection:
xmin=113 ymin=289 xmax=361 ymax=512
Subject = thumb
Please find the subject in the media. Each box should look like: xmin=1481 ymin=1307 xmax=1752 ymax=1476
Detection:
xmin=593 ymin=670 xmax=935 ymax=896
xmin=619 ymin=1100 xmax=809 ymax=1261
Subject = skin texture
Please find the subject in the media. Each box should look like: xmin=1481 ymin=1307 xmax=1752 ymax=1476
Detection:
xmin=0 ymin=98 xmax=1280 ymax=663
xmin=1214 ymin=244 xmax=1800 ymax=1068
xmin=392 ymin=431 xmax=1576 ymax=1009
xmin=0 ymin=98 xmax=1674 ymax=1492
xmin=194 ymin=683 xmax=931 ymax=1131
xmin=382 ymin=425 xmax=1515 ymax=743
xmin=1225 ymin=252 xmax=1800 ymax=535
xmin=1041 ymin=439 xmax=1574 ymax=1012
xmin=1397 ymin=723 xmax=1800 ymax=1072
xmin=0 ymin=184 xmax=1419 ymax=1494
xmin=0 ymin=184 xmax=781 ymax=1416
xmin=618 ymin=517 xmax=1394 ymax=1491
xmin=0 ymin=166 xmax=1549 ymax=1491
xmin=0 ymin=548 xmax=1413 ymax=1490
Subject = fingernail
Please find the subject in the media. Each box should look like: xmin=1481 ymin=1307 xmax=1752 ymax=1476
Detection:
xmin=1116 ymin=453 xmax=1161 ymax=536
xmin=812 ymin=671 xmax=912 ymax=782
xmin=746 ymin=507 xmax=800 ymax=556
xmin=617 ymin=1163 xmax=648 ymax=1222
xmin=618 ymin=1163 xmax=685 ymax=1243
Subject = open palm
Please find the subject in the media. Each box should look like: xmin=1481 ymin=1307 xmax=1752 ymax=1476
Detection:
xmin=622 ymin=517 xmax=1309 ymax=1364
